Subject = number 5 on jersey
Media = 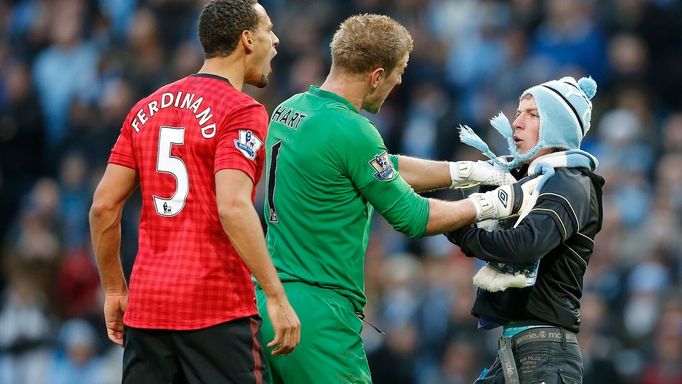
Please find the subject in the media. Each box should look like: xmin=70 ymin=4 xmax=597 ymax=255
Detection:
xmin=154 ymin=126 xmax=189 ymax=216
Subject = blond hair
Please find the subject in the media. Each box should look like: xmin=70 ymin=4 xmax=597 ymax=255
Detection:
xmin=330 ymin=14 xmax=413 ymax=75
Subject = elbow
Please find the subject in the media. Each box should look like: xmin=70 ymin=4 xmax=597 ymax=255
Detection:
xmin=218 ymin=195 xmax=251 ymax=227
xmin=89 ymin=199 xmax=116 ymax=224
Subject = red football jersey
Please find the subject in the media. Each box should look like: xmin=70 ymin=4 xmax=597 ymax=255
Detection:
xmin=109 ymin=74 xmax=267 ymax=330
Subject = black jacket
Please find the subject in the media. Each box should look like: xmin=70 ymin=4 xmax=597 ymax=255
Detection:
xmin=447 ymin=167 xmax=605 ymax=333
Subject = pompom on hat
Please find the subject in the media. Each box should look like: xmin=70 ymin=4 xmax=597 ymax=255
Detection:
xmin=459 ymin=76 xmax=598 ymax=169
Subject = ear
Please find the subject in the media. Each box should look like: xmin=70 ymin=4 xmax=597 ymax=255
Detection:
xmin=369 ymin=68 xmax=385 ymax=90
xmin=241 ymin=30 xmax=255 ymax=53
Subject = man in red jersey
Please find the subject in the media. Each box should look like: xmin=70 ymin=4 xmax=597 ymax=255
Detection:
xmin=89 ymin=1 xmax=300 ymax=382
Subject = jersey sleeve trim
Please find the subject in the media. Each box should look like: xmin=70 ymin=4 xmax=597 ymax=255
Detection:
xmin=530 ymin=207 xmax=568 ymax=240
xmin=538 ymin=192 xmax=581 ymax=231
xmin=107 ymin=159 xmax=137 ymax=170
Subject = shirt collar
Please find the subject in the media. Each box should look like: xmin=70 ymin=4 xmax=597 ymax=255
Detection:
xmin=308 ymin=85 xmax=358 ymax=112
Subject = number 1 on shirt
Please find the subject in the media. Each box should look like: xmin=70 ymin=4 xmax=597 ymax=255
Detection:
xmin=267 ymin=140 xmax=282 ymax=223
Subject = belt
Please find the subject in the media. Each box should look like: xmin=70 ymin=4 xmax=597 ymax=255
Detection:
xmin=497 ymin=326 xmax=578 ymax=384
xmin=512 ymin=327 xmax=578 ymax=348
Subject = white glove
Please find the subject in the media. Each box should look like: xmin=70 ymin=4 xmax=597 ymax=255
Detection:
xmin=469 ymin=176 xmax=540 ymax=222
xmin=449 ymin=161 xmax=516 ymax=188
xmin=468 ymin=183 xmax=523 ymax=221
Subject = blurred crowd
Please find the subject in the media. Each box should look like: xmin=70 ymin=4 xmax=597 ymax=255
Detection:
xmin=1 ymin=0 xmax=681 ymax=383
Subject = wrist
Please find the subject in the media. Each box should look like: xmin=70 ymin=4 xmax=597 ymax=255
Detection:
xmin=469 ymin=193 xmax=495 ymax=221
xmin=449 ymin=161 xmax=473 ymax=187
xmin=102 ymin=281 xmax=128 ymax=295
xmin=261 ymin=281 xmax=287 ymax=302
xmin=104 ymin=289 xmax=128 ymax=296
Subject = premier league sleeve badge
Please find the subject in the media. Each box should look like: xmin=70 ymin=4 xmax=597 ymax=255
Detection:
xmin=368 ymin=152 xmax=396 ymax=181
xmin=234 ymin=129 xmax=263 ymax=160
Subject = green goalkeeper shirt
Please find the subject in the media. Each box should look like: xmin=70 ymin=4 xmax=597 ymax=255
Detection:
xmin=264 ymin=86 xmax=430 ymax=311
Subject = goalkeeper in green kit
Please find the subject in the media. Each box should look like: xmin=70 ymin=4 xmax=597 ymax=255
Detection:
xmin=257 ymin=14 xmax=531 ymax=384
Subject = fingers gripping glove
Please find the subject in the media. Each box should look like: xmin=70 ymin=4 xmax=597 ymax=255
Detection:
xmin=449 ymin=161 xmax=516 ymax=188
xmin=469 ymin=183 xmax=523 ymax=221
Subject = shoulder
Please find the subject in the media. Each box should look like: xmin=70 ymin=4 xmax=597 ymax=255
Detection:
xmin=333 ymin=111 xmax=380 ymax=142
xmin=540 ymin=168 xmax=592 ymax=202
xmin=185 ymin=76 xmax=266 ymax=113
xmin=537 ymin=168 xmax=595 ymax=229
xmin=297 ymin=93 xmax=378 ymax=140
xmin=233 ymin=89 xmax=263 ymax=109
xmin=305 ymin=90 xmax=372 ymax=129
xmin=223 ymin=92 xmax=266 ymax=122
xmin=213 ymin=84 xmax=263 ymax=113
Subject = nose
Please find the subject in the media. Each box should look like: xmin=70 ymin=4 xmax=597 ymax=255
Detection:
xmin=512 ymin=115 xmax=523 ymax=130
xmin=272 ymin=32 xmax=280 ymax=47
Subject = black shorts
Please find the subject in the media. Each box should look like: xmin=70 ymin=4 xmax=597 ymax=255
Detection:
xmin=123 ymin=316 xmax=270 ymax=384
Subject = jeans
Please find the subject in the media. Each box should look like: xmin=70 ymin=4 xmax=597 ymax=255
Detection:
xmin=475 ymin=329 xmax=583 ymax=384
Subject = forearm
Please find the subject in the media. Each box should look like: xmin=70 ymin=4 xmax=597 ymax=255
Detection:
xmin=394 ymin=155 xmax=451 ymax=192
xmin=424 ymin=198 xmax=478 ymax=235
xmin=220 ymin=200 xmax=285 ymax=300
xmin=450 ymin=214 xmax=564 ymax=264
xmin=89 ymin=206 xmax=127 ymax=294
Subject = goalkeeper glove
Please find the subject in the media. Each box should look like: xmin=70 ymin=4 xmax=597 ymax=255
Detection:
xmin=469 ymin=184 xmax=520 ymax=221
xmin=449 ymin=161 xmax=516 ymax=188
xmin=468 ymin=176 xmax=539 ymax=221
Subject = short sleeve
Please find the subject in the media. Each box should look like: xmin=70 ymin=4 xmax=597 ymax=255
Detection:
xmin=214 ymin=103 xmax=268 ymax=182
xmin=337 ymin=118 xmax=429 ymax=238
xmin=108 ymin=113 xmax=137 ymax=170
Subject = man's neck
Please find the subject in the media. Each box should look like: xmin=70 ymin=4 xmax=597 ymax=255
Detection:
xmin=319 ymin=71 xmax=368 ymax=112
xmin=198 ymin=56 xmax=245 ymax=91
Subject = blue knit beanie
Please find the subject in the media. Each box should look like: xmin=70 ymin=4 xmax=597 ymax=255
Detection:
xmin=460 ymin=76 xmax=598 ymax=169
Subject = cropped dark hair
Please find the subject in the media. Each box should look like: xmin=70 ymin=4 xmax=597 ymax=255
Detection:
xmin=198 ymin=0 xmax=259 ymax=58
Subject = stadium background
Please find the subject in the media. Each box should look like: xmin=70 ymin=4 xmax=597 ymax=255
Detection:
xmin=1 ymin=0 xmax=681 ymax=382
